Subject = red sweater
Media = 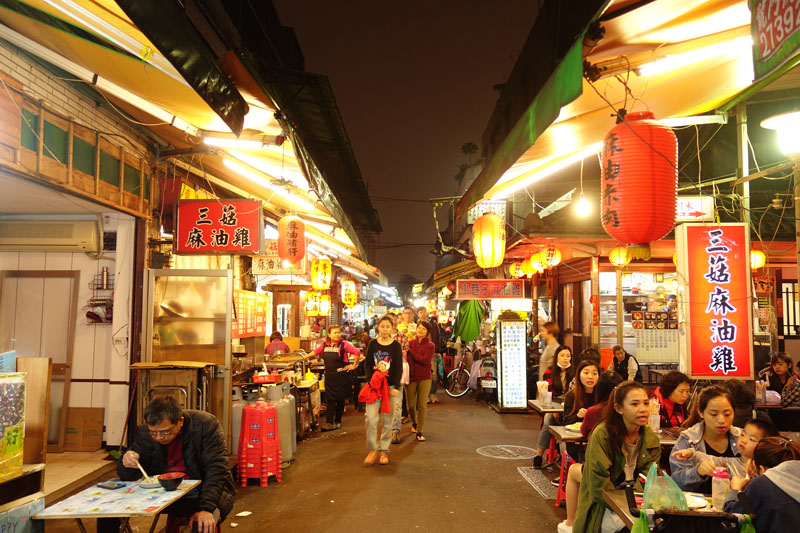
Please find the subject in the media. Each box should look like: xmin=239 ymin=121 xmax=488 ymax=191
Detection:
xmin=407 ymin=338 xmax=434 ymax=382
xmin=580 ymin=401 xmax=607 ymax=439
xmin=358 ymin=370 xmax=391 ymax=413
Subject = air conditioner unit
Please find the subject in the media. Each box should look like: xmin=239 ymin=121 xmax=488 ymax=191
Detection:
xmin=0 ymin=220 xmax=100 ymax=252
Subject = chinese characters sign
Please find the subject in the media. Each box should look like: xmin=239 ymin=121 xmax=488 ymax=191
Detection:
xmin=455 ymin=279 xmax=524 ymax=299
xmin=497 ymin=320 xmax=527 ymax=409
xmin=750 ymin=0 xmax=800 ymax=80
xmin=232 ymin=289 xmax=267 ymax=339
xmin=176 ymin=199 xmax=263 ymax=254
xmin=252 ymin=240 xmax=308 ymax=275
xmin=601 ymin=128 xmax=622 ymax=229
xmin=676 ymin=224 xmax=753 ymax=379
xmin=676 ymin=196 xmax=715 ymax=222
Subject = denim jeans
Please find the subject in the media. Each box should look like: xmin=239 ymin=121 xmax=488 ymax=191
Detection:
xmin=537 ymin=412 xmax=557 ymax=449
xmin=365 ymin=388 xmax=398 ymax=452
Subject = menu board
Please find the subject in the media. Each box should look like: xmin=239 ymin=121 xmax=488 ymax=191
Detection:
xmin=232 ymin=289 xmax=267 ymax=339
xmin=634 ymin=329 xmax=679 ymax=363
xmin=497 ymin=320 xmax=527 ymax=409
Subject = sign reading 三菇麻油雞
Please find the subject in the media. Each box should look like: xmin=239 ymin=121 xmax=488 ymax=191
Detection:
xmin=675 ymin=223 xmax=753 ymax=379
xmin=175 ymin=199 xmax=263 ymax=254
xmin=750 ymin=0 xmax=800 ymax=80
xmin=252 ymin=240 xmax=308 ymax=275
xmin=455 ymin=279 xmax=524 ymax=300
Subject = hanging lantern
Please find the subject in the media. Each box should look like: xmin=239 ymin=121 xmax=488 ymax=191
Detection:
xmin=609 ymin=245 xmax=631 ymax=267
xmin=672 ymin=252 xmax=677 ymax=265
xmin=472 ymin=213 xmax=506 ymax=268
xmin=341 ymin=279 xmax=358 ymax=307
xmin=446 ymin=281 xmax=457 ymax=293
xmin=311 ymin=258 xmax=332 ymax=290
xmin=278 ymin=215 xmax=306 ymax=264
xmin=304 ymin=291 xmax=320 ymax=317
xmin=601 ymin=111 xmax=678 ymax=260
xmin=750 ymin=249 xmax=766 ymax=270
xmin=319 ymin=294 xmax=331 ymax=316
xmin=509 ymin=261 xmax=524 ymax=278
xmin=440 ymin=286 xmax=452 ymax=297
xmin=540 ymin=245 xmax=562 ymax=267
xmin=530 ymin=254 xmax=546 ymax=273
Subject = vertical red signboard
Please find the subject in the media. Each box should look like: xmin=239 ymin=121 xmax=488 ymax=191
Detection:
xmin=176 ymin=199 xmax=263 ymax=254
xmin=232 ymin=289 xmax=267 ymax=339
xmin=676 ymin=223 xmax=753 ymax=379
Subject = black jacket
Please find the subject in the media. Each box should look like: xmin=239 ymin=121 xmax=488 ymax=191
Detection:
xmin=117 ymin=410 xmax=235 ymax=520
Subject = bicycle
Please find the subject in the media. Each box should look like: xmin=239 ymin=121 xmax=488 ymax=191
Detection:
xmin=445 ymin=343 xmax=473 ymax=398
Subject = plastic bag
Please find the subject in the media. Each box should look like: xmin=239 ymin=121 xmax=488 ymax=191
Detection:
xmin=740 ymin=515 xmax=755 ymax=533
xmin=643 ymin=463 xmax=688 ymax=511
xmin=631 ymin=512 xmax=650 ymax=533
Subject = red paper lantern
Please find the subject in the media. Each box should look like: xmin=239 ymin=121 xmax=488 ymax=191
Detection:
xmin=446 ymin=281 xmax=457 ymax=293
xmin=601 ymin=111 xmax=677 ymax=260
xmin=472 ymin=213 xmax=506 ymax=268
xmin=278 ymin=215 xmax=306 ymax=264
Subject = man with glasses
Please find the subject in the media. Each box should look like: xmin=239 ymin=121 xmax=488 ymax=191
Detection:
xmin=104 ymin=396 xmax=235 ymax=533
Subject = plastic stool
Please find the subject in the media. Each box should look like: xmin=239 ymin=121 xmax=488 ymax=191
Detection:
xmin=555 ymin=451 xmax=576 ymax=507
xmin=544 ymin=433 xmax=558 ymax=464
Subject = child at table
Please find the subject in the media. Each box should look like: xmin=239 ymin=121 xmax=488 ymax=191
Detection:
xmin=723 ymin=436 xmax=800 ymax=532
xmin=671 ymin=418 xmax=778 ymax=477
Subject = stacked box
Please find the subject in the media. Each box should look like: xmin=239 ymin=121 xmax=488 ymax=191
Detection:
xmin=0 ymin=372 xmax=25 ymax=482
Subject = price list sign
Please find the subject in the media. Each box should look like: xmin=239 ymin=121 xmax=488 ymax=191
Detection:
xmin=634 ymin=329 xmax=679 ymax=363
xmin=497 ymin=320 xmax=527 ymax=409
xmin=231 ymin=289 xmax=267 ymax=339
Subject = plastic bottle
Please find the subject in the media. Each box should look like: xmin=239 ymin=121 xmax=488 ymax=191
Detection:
xmin=711 ymin=467 xmax=730 ymax=510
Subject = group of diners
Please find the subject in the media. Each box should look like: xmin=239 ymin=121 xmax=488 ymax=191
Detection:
xmin=530 ymin=333 xmax=799 ymax=533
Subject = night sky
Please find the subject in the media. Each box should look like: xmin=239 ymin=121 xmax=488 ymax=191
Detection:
xmin=273 ymin=1 xmax=540 ymax=284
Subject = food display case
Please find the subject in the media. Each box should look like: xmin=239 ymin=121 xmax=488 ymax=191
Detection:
xmin=142 ymin=269 xmax=232 ymax=448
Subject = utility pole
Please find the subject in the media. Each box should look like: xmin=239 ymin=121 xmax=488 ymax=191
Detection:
xmin=736 ymin=104 xmax=751 ymax=227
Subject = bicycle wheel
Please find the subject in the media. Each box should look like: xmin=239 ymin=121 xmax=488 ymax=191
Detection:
xmin=445 ymin=368 xmax=471 ymax=398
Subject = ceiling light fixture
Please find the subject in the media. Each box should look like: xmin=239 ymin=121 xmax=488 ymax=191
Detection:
xmin=761 ymin=111 xmax=800 ymax=156
xmin=222 ymin=159 xmax=316 ymax=212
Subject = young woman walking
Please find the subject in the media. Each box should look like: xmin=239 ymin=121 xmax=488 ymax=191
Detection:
xmin=406 ymin=320 xmax=435 ymax=441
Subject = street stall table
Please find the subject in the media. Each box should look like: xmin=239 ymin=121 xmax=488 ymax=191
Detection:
xmin=548 ymin=425 xmax=587 ymax=506
xmin=33 ymin=479 xmax=200 ymax=533
xmin=528 ymin=399 xmax=564 ymax=415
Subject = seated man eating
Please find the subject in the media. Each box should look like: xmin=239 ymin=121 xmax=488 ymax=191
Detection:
xmin=102 ymin=396 xmax=235 ymax=533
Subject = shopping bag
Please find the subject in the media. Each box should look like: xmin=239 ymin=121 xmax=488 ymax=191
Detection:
xmin=642 ymin=463 xmax=688 ymax=511
xmin=631 ymin=512 xmax=651 ymax=533
xmin=739 ymin=515 xmax=755 ymax=533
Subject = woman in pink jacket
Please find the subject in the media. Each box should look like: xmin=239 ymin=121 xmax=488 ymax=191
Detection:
xmin=406 ymin=320 xmax=435 ymax=441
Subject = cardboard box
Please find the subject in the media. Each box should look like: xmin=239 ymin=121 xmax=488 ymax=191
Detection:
xmin=64 ymin=408 xmax=104 ymax=451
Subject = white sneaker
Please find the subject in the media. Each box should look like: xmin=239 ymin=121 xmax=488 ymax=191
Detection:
xmin=557 ymin=520 xmax=572 ymax=533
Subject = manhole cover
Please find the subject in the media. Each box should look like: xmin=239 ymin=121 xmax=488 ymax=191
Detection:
xmin=476 ymin=445 xmax=536 ymax=460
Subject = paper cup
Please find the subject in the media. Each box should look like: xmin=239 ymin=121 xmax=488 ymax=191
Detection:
xmin=649 ymin=413 xmax=661 ymax=433
xmin=540 ymin=390 xmax=552 ymax=406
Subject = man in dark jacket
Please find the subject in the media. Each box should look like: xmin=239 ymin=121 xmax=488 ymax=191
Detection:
xmin=110 ymin=397 xmax=235 ymax=532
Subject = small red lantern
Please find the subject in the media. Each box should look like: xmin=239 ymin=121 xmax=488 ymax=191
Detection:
xmin=472 ymin=213 xmax=506 ymax=268
xmin=304 ymin=291 xmax=320 ymax=317
xmin=278 ymin=215 xmax=306 ymax=264
xmin=609 ymin=245 xmax=631 ymax=267
xmin=311 ymin=258 xmax=332 ymax=290
xmin=446 ymin=281 xmax=457 ymax=293
xmin=601 ymin=111 xmax=677 ymax=260
xmin=342 ymin=279 xmax=358 ymax=308
xmin=509 ymin=261 xmax=524 ymax=278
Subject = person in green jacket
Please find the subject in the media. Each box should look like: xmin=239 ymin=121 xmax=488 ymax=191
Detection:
xmin=572 ymin=381 xmax=661 ymax=533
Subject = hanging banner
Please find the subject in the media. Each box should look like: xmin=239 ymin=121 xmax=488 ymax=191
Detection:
xmin=750 ymin=0 xmax=800 ymax=80
xmin=455 ymin=279 xmax=525 ymax=299
xmin=232 ymin=289 xmax=267 ymax=339
xmin=675 ymin=223 xmax=753 ymax=379
xmin=175 ymin=199 xmax=263 ymax=254
xmin=253 ymin=240 xmax=308 ymax=275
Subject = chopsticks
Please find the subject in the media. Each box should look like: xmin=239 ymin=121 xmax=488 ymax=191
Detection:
xmin=136 ymin=461 xmax=154 ymax=483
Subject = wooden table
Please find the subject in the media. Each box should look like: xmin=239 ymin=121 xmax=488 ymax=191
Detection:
xmin=528 ymin=399 xmax=564 ymax=415
xmin=603 ymin=488 xmax=636 ymax=529
xmin=548 ymin=425 xmax=586 ymax=443
xmin=33 ymin=479 xmax=200 ymax=533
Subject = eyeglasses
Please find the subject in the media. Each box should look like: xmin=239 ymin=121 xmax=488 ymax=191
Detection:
xmin=148 ymin=425 xmax=176 ymax=438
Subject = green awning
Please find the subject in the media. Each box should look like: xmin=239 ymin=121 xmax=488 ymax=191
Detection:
xmin=455 ymin=34 xmax=586 ymax=221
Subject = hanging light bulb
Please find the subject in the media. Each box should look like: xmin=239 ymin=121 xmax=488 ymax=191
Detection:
xmin=575 ymin=193 xmax=591 ymax=216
